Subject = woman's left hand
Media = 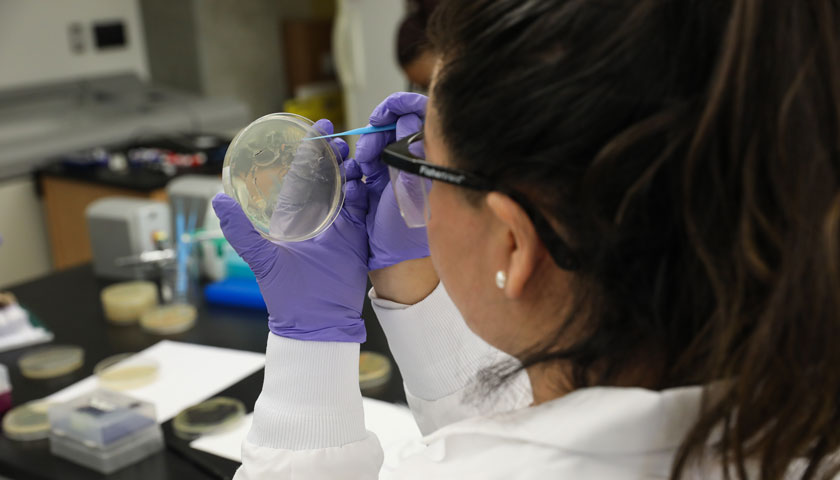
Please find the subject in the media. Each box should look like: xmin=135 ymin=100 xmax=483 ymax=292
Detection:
xmin=355 ymin=92 xmax=431 ymax=271
xmin=212 ymin=120 xmax=370 ymax=343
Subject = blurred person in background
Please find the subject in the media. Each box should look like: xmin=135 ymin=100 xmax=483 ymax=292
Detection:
xmin=396 ymin=0 xmax=438 ymax=91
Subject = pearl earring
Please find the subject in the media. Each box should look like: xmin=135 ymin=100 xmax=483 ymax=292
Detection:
xmin=495 ymin=270 xmax=506 ymax=289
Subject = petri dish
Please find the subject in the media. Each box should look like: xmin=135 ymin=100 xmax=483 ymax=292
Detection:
xmin=172 ymin=397 xmax=245 ymax=440
xmin=0 ymin=292 xmax=17 ymax=308
xmin=101 ymin=281 xmax=159 ymax=325
xmin=222 ymin=113 xmax=345 ymax=243
xmin=359 ymin=352 xmax=392 ymax=396
xmin=19 ymin=345 xmax=84 ymax=379
xmin=4 ymin=400 xmax=51 ymax=441
xmin=140 ymin=303 xmax=197 ymax=335
xmin=94 ymin=353 xmax=160 ymax=391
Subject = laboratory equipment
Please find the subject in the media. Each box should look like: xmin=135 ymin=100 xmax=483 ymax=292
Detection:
xmin=86 ymin=197 xmax=171 ymax=279
xmin=94 ymin=354 xmax=160 ymax=391
xmin=3 ymin=400 xmax=51 ymax=441
xmin=0 ymin=293 xmax=29 ymax=337
xmin=166 ymin=175 xmax=223 ymax=235
xmin=359 ymin=351 xmax=392 ymax=396
xmin=140 ymin=303 xmax=197 ymax=335
xmin=303 ymin=123 xmax=396 ymax=140
xmin=48 ymin=389 xmax=163 ymax=474
xmin=203 ymin=278 xmax=266 ymax=310
xmin=0 ymin=74 xmax=248 ymax=180
xmin=0 ymin=364 xmax=11 ymax=415
xmin=172 ymin=397 xmax=245 ymax=440
xmin=222 ymin=113 xmax=345 ymax=243
xmin=19 ymin=345 xmax=84 ymax=379
xmin=100 ymin=281 xmax=159 ymax=325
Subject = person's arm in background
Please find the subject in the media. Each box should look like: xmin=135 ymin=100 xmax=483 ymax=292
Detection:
xmin=356 ymin=93 xmax=533 ymax=435
xmin=216 ymin=120 xmax=383 ymax=480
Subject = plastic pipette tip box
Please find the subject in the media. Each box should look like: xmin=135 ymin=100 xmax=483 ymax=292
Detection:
xmin=48 ymin=389 xmax=163 ymax=474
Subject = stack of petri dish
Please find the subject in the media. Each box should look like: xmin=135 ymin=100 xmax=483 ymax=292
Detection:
xmin=101 ymin=281 xmax=159 ymax=325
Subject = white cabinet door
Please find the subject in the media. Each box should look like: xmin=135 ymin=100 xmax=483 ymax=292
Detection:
xmin=0 ymin=176 xmax=51 ymax=288
xmin=334 ymin=0 xmax=407 ymax=137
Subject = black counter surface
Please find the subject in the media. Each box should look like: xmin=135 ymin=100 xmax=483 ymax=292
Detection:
xmin=0 ymin=264 xmax=404 ymax=479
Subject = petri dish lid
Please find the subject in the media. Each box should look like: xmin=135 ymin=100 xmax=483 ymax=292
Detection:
xmin=172 ymin=397 xmax=245 ymax=440
xmin=4 ymin=400 xmax=51 ymax=441
xmin=19 ymin=345 xmax=84 ymax=379
xmin=359 ymin=352 xmax=392 ymax=390
xmin=140 ymin=303 xmax=197 ymax=335
xmin=94 ymin=353 xmax=160 ymax=391
xmin=222 ymin=113 xmax=345 ymax=243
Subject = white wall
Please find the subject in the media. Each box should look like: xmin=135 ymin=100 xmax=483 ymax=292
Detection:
xmin=0 ymin=178 xmax=51 ymax=289
xmin=0 ymin=0 xmax=148 ymax=91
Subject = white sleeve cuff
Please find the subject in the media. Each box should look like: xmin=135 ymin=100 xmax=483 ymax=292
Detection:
xmin=370 ymin=282 xmax=501 ymax=401
xmin=237 ymin=433 xmax=383 ymax=480
xmin=246 ymin=334 xmax=367 ymax=450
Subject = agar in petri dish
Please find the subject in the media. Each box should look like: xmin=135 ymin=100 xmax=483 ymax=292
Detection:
xmin=139 ymin=303 xmax=197 ymax=335
xmin=100 ymin=281 xmax=159 ymax=325
xmin=222 ymin=113 xmax=345 ymax=243
xmin=359 ymin=351 xmax=393 ymax=396
xmin=94 ymin=353 xmax=160 ymax=391
xmin=3 ymin=400 xmax=51 ymax=441
xmin=172 ymin=397 xmax=245 ymax=440
xmin=19 ymin=345 xmax=84 ymax=379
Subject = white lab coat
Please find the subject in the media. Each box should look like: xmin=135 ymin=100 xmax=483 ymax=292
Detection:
xmin=231 ymin=283 xmax=749 ymax=479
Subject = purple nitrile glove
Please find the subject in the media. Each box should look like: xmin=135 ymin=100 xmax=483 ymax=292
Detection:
xmin=355 ymin=92 xmax=430 ymax=270
xmin=212 ymin=119 xmax=369 ymax=343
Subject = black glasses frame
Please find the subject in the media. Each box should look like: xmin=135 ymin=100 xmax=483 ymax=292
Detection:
xmin=381 ymin=131 xmax=581 ymax=271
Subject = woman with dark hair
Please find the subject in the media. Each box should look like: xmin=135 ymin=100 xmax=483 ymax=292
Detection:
xmin=215 ymin=0 xmax=840 ymax=478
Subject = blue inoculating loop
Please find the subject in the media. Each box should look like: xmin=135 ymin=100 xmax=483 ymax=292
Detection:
xmin=303 ymin=123 xmax=397 ymax=141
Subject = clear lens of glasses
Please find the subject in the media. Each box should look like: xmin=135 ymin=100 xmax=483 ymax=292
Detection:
xmin=389 ymin=133 xmax=432 ymax=227
xmin=389 ymin=167 xmax=432 ymax=228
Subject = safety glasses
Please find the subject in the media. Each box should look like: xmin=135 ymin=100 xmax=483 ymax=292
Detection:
xmin=380 ymin=130 xmax=581 ymax=270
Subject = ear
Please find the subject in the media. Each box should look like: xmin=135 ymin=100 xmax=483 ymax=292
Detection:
xmin=485 ymin=192 xmax=543 ymax=299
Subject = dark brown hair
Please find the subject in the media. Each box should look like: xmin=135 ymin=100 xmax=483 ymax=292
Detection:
xmin=429 ymin=0 xmax=840 ymax=478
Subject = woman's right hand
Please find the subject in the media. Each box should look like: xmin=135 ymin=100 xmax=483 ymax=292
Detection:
xmin=356 ymin=93 xmax=439 ymax=303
